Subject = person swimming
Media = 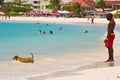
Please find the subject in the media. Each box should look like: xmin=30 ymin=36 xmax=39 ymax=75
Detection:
xmin=59 ymin=27 xmax=62 ymax=31
xmin=38 ymin=29 xmax=42 ymax=34
xmin=43 ymin=31 xmax=46 ymax=34
xmin=85 ymin=30 xmax=88 ymax=33
xmin=50 ymin=30 xmax=53 ymax=34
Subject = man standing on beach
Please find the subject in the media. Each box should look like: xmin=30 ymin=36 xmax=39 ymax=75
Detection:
xmin=104 ymin=13 xmax=115 ymax=62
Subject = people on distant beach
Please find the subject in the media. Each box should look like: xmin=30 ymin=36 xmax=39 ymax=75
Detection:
xmin=104 ymin=13 xmax=115 ymax=63
xmin=87 ymin=16 xmax=90 ymax=23
xmin=91 ymin=17 xmax=94 ymax=24
xmin=8 ymin=15 xmax=10 ymax=19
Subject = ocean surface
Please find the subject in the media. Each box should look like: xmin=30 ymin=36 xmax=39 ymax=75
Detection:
xmin=0 ymin=22 xmax=120 ymax=61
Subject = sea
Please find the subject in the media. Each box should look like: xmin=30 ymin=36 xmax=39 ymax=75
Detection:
xmin=0 ymin=22 xmax=120 ymax=61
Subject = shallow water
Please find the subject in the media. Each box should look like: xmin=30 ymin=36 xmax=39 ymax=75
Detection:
xmin=0 ymin=22 xmax=120 ymax=61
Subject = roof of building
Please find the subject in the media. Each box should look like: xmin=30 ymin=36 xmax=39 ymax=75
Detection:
xmin=106 ymin=1 xmax=120 ymax=6
xmin=64 ymin=0 xmax=96 ymax=7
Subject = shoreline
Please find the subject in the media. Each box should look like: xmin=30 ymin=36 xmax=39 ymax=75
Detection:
xmin=1 ymin=16 xmax=120 ymax=28
xmin=0 ymin=17 xmax=120 ymax=80
xmin=1 ymin=16 xmax=120 ymax=25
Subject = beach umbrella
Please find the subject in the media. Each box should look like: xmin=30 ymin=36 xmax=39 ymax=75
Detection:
xmin=38 ymin=12 xmax=43 ymax=16
xmin=57 ymin=10 xmax=70 ymax=14
xmin=0 ymin=12 xmax=5 ymax=15
xmin=109 ymin=10 xmax=117 ymax=15
xmin=70 ymin=11 xmax=76 ymax=14
xmin=51 ymin=12 xmax=60 ymax=17
xmin=57 ymin=10 xmax=63 ymax=13
xmin=62 ymin=10 xmax=70 ymax=14
xmin=29 ymin=12 xmax=35 ymax=15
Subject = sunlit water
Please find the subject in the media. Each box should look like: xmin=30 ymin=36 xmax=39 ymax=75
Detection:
xmin=0 ymin=22 xmax=120 ymax=61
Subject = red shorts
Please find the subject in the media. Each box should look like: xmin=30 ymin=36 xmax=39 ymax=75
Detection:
xmin=105 ymin=34 xmax=115 ymax=48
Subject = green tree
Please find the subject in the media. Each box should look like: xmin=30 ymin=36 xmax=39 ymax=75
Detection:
xmin=12 ymin=0 xmax=32 ymax=12
xmin=0 ymin=0 xmax=4 ymax=5
xmin=97 ymin=0 xmax=106 ymax=11
xmin=73 ymin=2 xmax=81 ymax=16
xmin=113 ymin=10 xmax=120 ymax=18
xmin=3 ymin=3 xmax=12 ymax=16
xmin=63 ymin=6 xmax=74 ymax=12
xmin=3 ymin=0 xmax=32 ymax=16
xmin=0 ymin=0 xmax=4 ymax=11
xmin=49 ymin=0 xmax=61 ymax=12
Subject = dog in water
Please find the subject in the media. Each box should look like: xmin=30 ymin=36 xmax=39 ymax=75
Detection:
xmin=13 ymin=53 xmax=34 ymax=63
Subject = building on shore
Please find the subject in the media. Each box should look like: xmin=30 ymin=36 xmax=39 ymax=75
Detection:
xmin=63 ymin=0 xmax=96 ymax=17
xmin=63 ymin=0 xmax=120 ymax=17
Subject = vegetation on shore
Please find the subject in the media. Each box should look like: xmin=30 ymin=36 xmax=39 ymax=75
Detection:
xmin=0 ymin=0 xmax=120 ymax=18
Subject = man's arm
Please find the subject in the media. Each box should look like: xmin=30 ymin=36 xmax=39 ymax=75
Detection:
xmin=107 ymin=21 xmax=115 ymax=38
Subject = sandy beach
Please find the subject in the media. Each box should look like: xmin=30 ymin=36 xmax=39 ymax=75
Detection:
xmin=1 ymin=16 xmax=120 ymax=25
xmin=0 ymin=16 xmax=120 ymax=80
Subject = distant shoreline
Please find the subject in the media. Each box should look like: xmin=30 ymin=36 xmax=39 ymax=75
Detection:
xmin=1 ymin=16 xmax=120 ymax=25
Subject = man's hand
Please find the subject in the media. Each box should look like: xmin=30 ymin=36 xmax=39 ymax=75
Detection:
xmin=104 ymin=38 xmax=108 ymax=43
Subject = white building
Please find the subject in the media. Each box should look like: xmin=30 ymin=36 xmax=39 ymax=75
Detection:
xmin=4 ymin=0 xmax=66 ymax=12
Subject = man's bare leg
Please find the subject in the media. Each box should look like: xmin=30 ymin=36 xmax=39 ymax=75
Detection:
xmin=105 ymin=48 xmax=114 ymax=62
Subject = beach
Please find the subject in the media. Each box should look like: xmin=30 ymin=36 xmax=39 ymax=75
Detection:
xmin=2 ymin=16 xmax=90 ymax=23
xmin=1 ymin=16 xmax=120 ymax=25
xmin=0 ymin=16 xmax=120 ymax=80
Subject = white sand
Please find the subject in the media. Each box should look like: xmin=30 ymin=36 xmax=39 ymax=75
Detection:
xmin=46 ymin=66 xmax=120 ymax=80
xmin=0 ymin=16 xmax=120 ymax=80
xmin=1 ymin=16 xmax=120 ymax=25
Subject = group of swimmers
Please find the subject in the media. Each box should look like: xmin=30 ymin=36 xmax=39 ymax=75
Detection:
xmin=38 ymin=27 xmax=62 ymax=35
xmin=38 ymin=30 xmax=53 ymax=34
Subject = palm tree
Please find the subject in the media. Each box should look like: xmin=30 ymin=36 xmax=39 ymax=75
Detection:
xmin=0 ymin=0 xmax=4 ymax=11
xmin=49 ymin=0 xmax=61 ymax=12
xmin=73 ymin=2 xmax=81 ymax=17
xmin=97 ymin=0 xmax=106 ymax=11
xmin=0 ymin=0 xmax=4 ymax=5
xmin=3 ymin=2 xmax=12 ymax=17
xmin=12 ymin=0 xmax=32 ymax=12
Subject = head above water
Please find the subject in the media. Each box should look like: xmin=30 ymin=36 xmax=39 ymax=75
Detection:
xmin=106 ymin=13 xmax=113 ymax=21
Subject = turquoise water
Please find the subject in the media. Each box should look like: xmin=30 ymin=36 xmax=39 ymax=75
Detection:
xmin=0 ymin=22 xmax=119 ymax=61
